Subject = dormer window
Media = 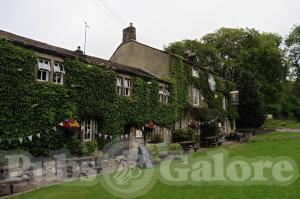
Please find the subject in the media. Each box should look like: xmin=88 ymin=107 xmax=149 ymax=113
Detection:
xmin=37 ymin=58 xmax=50 ymax=82
xmin=53 ymin=62 xmax=65 ymax=85
xmin=192 ymin=67 xmax=199 ymax=77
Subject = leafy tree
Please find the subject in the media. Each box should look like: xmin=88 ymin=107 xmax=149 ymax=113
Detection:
xmin=236 ymin=70 xmax=265 ymax=128
xmin=165 ymin=27 xmax=288 ymax=118
xmin=286 ymin=25 xmax=300 ymax=79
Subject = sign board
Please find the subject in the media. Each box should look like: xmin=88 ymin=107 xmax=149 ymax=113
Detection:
xmin=136 ymin=129 xmax=143 ymax=138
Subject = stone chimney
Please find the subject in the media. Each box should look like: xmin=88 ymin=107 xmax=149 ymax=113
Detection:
xmin=123 ymin=23 xmax=136 ymax=43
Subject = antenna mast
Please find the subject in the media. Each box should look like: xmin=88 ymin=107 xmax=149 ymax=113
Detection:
xmin=84 ymin=22 xmax=90 ymax=54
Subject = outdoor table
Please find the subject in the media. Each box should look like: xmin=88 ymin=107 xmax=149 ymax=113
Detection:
xmin=177 ymin=141 xmax=197 ymax=152
xmin=204 ymin=136 xmax=220 ymax=147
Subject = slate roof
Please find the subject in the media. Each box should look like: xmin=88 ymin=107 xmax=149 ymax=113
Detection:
xmin=0 ymin=29 xmax=162 ymax=80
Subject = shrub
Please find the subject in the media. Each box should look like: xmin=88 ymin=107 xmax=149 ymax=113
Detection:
xmin=172 ymin=129 xmax=197 ymax=143
xmin=157 ymin=143 xmax=168 ymax=154
xmin=168 ymin=143 xmax=183 ymax=155
xmin=64 ymin=138 xmax=82 ymax=156
xmin=146 ymin=144 xmax=160 ymax=163
xmin=294 ymin=107 xmax=300 ymax=121
xmin=150 ymin=134 xmax=163 ymax=144
xmin=82 ymin=140 xmax=98 ymax=156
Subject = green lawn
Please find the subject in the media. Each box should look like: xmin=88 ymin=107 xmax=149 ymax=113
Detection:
xmin=10 ymin=132 xmax=300 ymax=199
xmin=262 ymin=119 xmax=300 ymax=129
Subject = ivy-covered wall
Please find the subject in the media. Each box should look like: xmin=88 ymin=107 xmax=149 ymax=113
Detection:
xmin=0 ymin=40 xmax=178 ymax=155
xmin=169 ymin=55 xmax=238 ymax=125
xmin=0 ymin=39 xmax=238 ymax=155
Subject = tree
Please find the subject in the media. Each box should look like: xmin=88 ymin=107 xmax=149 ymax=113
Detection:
xmin=286 ymin=25 xmax=300 ymax=80
xmin=236 ymin=70 xmax=265 ymax=128
xmin=165 ymin=27 xmax=288 ymax=117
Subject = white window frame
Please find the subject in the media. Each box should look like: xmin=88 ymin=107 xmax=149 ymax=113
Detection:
xmin=159 ymin=86 xmax=164 ymax=102
xmin=158 ymin=84 xmax=170 ymax=103
xmin=82 ymin=119 xmax=98 ymax=142
xmin=123 ymin=78 xmax=132 ymax=96
xmin=53 ymin=62 xmax=64 ymax=85
xmin=192 ymin=86 xmax=200 ymax=106
xmin=116 ymin=77 xmax=123 ymax=95
xmin=223 ymin=96 xmax=227 ymax=110
xmin=192 ymin=67 xmax=199 ymax=77
xmin=164 ymin=87 xmax=170 ymax=103
xmin=37 ymin=58 xmax=50 ymax=82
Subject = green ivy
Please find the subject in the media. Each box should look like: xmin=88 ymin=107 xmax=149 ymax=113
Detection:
xmin=169 ymin=55 xmax=238 ymax=124
xmin=0 ymin=40 xmax=178 ymax=155
xmin=0 ymin=40 xmax=238 ymax=156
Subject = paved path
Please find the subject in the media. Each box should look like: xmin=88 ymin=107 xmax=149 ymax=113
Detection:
xmin=275 ymin=128 xmax=300 ymax=132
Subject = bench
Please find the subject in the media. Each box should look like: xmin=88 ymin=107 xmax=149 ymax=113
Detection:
xmin=177 ymin=141 xmax=198 ymax=153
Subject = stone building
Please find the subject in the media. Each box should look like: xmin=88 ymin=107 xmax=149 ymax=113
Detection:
xmin=111 ymin=24 xmax=235 ymax=140
xmin=0 ymin=24 xmax=236 ymax=146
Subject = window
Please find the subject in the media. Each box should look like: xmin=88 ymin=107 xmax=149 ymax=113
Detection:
xmin=82 ymin=119 xmax=98 ymax=141
xmin=37 ymin=58 xmax=50 ymax=82
xmin=123 ymin=78 xmax=132 ymax=96
xmin=53 ymin=62 xmax=65 ymax=85
xmin=159 ymin=86 xmax=164 ymax=102
xmin=116 ymin=77 xmax=132 ymax=96
xmin=159 ymin=85 xmax=170 ymax=103
xmin=117 ymin=77 xmax=123 ymax=95
xmin=164 ymin=88 xmax=170 ymax=103
xmin=223 ymin=96 xmax=227 ymax=110
xmin=192 ymin=86 xmax=200 ymax=106
xmin=192 ymin=67 xmax=199 ymax=77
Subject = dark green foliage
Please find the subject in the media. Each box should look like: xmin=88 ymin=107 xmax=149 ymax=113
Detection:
xmin=165 ymin=28 xmax=288 ymax=120
xmin=286 ymin=25 xmax=300 ymax=79
xmin=0 ymin=40 xmax=180 ymax=156
xmin=146 ymin=144 xmax=160 ymax=163
xmin=172 ymin=129 xmax=197 ymax=142
xmin=200 ymin=123 xmax=220 ymax=141
xmin=83 ymin=140 xmax=98 ymax=155
xmin=0 ymin=39 xmax=74 ymax=156
xmin=236 ymin=71 xmax=265 ymax=128
xmin=168 ymin=143 xmax=183 ymax=155
xmin=64 ymin=138 xmax=82 ymax=156
xmin=169 ymin=55 xmax=238 ymax=126
xmin=150 ymin=134 xmax=163 ymax=144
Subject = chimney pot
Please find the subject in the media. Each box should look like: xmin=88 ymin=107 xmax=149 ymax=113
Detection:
xmin=76 ymin=46 xmax=83 ymax=54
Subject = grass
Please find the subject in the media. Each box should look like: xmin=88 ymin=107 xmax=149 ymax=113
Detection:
xmin=262 ymin=119 xmax=300 ymax=129
xmin=9 ymin=132 xmax=300 ymax=199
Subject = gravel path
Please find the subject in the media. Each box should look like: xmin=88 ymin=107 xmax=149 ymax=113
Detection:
xmin=275 ymin=128 xmax=300 ymax=132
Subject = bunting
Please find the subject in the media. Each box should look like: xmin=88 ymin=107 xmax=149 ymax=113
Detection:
xmin=0 ymin=121 xmax=133 ymax=145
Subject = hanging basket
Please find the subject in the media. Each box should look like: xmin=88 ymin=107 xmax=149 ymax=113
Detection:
xmin=189 ymin=121 xmax=199 ymax=128
xmin=145 ymin=121 xmax=157 ymax=129
xmin=62 ymin=119 xmax=80 ymax=129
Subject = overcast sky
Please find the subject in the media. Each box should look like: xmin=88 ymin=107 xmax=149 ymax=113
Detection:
xmin=1 ymin=0 xmax=299 ymax=59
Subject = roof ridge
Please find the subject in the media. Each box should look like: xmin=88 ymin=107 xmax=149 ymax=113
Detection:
xmin=0 ymin=29 xmax=165 ymax=81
